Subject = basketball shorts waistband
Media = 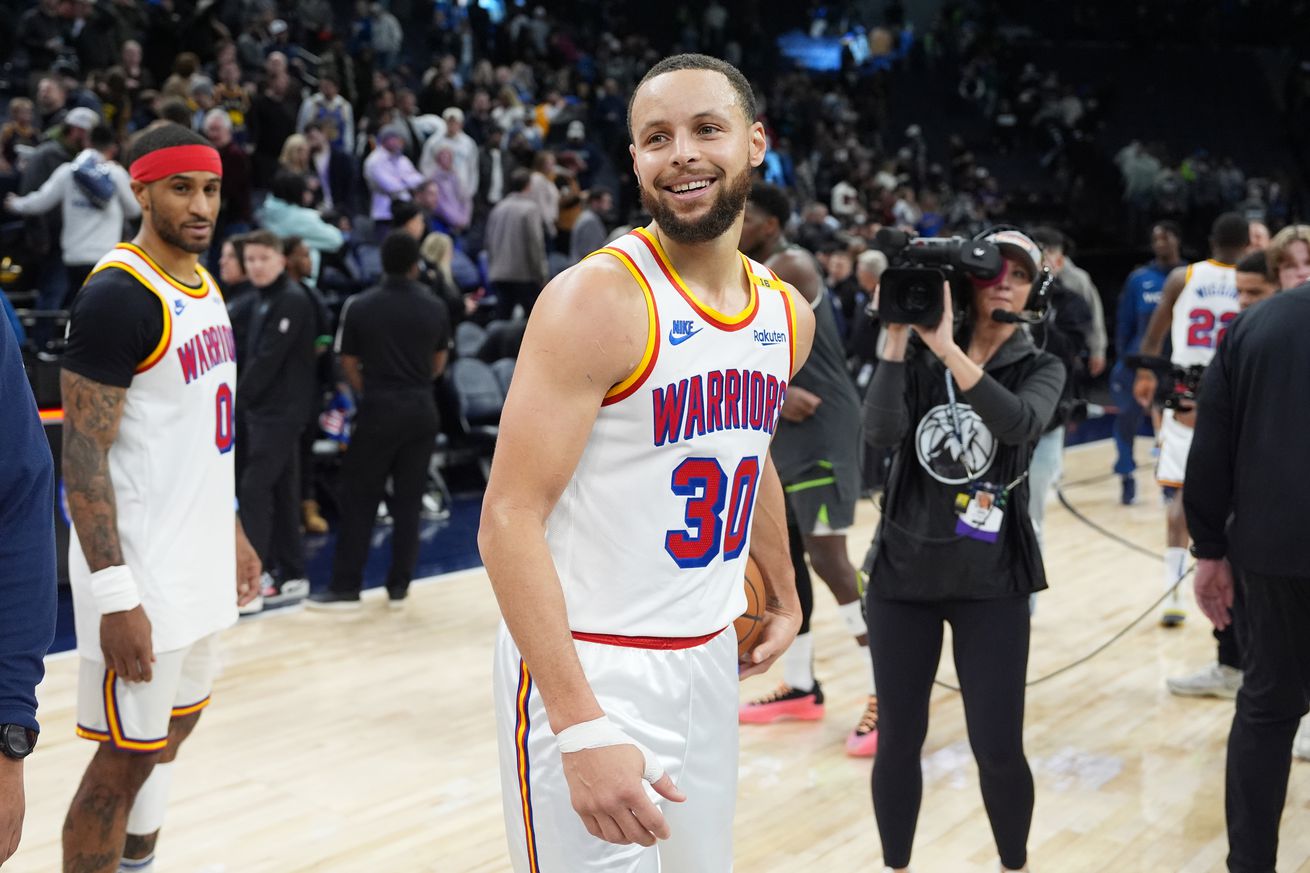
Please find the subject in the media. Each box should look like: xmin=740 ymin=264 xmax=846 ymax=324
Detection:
xmin=570 ymin=627 xmax=727 ymax=650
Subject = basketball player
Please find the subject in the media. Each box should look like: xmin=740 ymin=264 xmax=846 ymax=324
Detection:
xmin=59 ymin=123 xmax=262 ymax=873
xmin=737 ymin=182 xmax=878 ymax=757
xmin=1134 ymin=212 xmax=1248 ymax=627
xmin=479 ymin=54 xmax=815 ymax=872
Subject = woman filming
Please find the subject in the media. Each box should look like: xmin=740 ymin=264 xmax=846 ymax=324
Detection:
xmin=863 ymin=230 xmax=1065 ymax=873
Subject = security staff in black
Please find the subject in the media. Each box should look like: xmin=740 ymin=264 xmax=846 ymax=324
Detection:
xmin=1184 ymin=281 xmax=1310 ymax=873
xmin=308 ymin=231 xmax=451 ymax=610
xmin=862 ymin=230 xmax=1064 ymax=873
xmin=237 ymin=229 xmax=318 ymax=605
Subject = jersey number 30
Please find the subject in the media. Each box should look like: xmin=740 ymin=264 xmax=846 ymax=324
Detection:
xmin=665 ymin=456 xmax=760 ymax=568
xmin=214 ymin=383 xmax=235 ymax=454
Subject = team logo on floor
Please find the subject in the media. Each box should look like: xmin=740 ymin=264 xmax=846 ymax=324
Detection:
xmin=914 ymin=403 xmax=996 ymax=484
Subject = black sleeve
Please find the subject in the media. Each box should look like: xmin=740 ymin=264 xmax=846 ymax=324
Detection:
xmin=61 ymin=269 xmax=166 ymax=388
xmin=1183 ymin=332 xmax=1236 ymax=559
xmin=864 ymin=359 xmax=911 ymax=448
xmin=962 ymin=353 xmax=1066 ymax=445
xmin=238 ymin=290 xmax=314 ymax=407
xmin=431 ymin=296 xmax=452 ymax=351
xmin=335 ymin=294 xmax=362 ymax=356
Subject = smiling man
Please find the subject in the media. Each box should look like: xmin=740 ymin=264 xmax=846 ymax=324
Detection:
xmin=59 ymin=122 xmax=261 ymax=873
xmin=479 ymin=54 xmax=815 ymax=872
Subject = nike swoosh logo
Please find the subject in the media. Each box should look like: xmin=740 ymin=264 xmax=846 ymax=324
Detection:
xmin=668 ymin=327 xmax=703 ymax=346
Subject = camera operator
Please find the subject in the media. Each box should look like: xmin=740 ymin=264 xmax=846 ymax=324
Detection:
xmin=863 ymin=230 xmax=1064 ymax=873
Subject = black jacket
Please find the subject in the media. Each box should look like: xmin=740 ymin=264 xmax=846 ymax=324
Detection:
xmin=863 ymin=329 xmax=1065 ymax=601
xmin=1185 ymin=286 xmax=1310 ymax=577
xmin=1030 ymin=279 xmax=1092 ymax=431
xmin=237 ymin=274 xmax=317 ymax=425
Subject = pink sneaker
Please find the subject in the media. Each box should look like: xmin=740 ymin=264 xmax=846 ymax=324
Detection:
xmin=739 ymin=681 xmax=825 ymax=724
xmin=845 ymin=696 xmax=879 ymax=757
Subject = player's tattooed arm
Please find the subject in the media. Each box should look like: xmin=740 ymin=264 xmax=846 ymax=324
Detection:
xmin=61 ymin=370 xmax=128 ymax=572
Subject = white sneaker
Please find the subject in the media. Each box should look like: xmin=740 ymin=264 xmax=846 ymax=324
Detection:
xmin=1166 ymin=662 xmax=1242 ymax=699
xmin=238 ymin=594 xmax=264 ymax=615
xmin=1294 ymin=716 xmax=1310 ymax=761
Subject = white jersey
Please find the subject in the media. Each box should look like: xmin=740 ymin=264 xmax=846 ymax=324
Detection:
xmin=1170 ymin=258 xmax=1238 ymax=368
xmin=69 ymin=243 xmax=238 ymax=657
xmin=546 ymin=227 xmax=797 ymax=639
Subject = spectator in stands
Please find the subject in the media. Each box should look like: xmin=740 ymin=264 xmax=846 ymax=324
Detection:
xmin=419 ymin=230 xmax=471 ymax=324
xmin=1112 ymin=221 xmax=1183 ymax=504
xmin=527 ymin=149 xmax=560 ymax=237
xmin=568 ymin=188 xmax=612 ymax=264
xmin=214 ymin=60 xmax=250 ymax=142
xmin=17 ymin=0 xmax=64 ymax=74
xmin=248 ymin=52 xmax=302 ymax=187
xmin=237 ymin=230 xmax=317 ymax=610
xmin=277 ymin=133 xmax=319 ymax=206
xmin=369 ymin=1 xmax=404 ymax=72
xmin=425 ymin=145 xmax=473 ymax=235
xmin=34 ymin=77 xmax=68 ymax=132
xmin=307 ymin=231 xmax=450 ymax=610
xmin=485 ymin=168 xmax=548 ymax=320
xmin=390 ymin=201 xmax=428 ymax=241
xmin=282 ymin=235 xmax=333 ymax=536
xmin=476 ymin=126 xmax=514 ymax=215
xmin=1248 ymin=220 xmax=1271 ymax=252
xmin=202 ymin=109 xmax=254 ymax=246
xmin=119 ymin=40 xmax=154 ymax=103
xmin=297 ymin=73 xmax=355 ymax=154
xmin=5 ymin=122 xmax=138 ymax=306
xmin=259 ymin=172 xmax=345 ymax=284
xmin=421 ymin=107 xmax=480 ymax=199
xmin=363 ymin=125 xmax=425 ymax=230
xmin=305 ymin=122 xmax=356 ymax=214
xmin=0 ymin=99 xmax=39 ymax=179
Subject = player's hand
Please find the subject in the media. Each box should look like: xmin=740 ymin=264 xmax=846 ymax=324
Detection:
xmin=562 ymin=744 xmax=684 ymax=846
xmin=1132 ymin=370 xmax=1157 ymax=410
xmin=0 ymin=757 xmax=24 ymax=866
xmin=1089 ymin=355 xmax=1107 ymax=377
xmin=910 ymin=282 xmax=957 ymax=359
xmin=100 ymin=606 xmax=155 ymax=683
xmin=234 ymin=519 xmax=263 ymax=607
xmin=780 ymin=386 xmax=822 ymax=423
xmin=738 ymin=592 xmax=802 ymax=680
xmin=1195 ymin=558 xmax=1235 ymax=630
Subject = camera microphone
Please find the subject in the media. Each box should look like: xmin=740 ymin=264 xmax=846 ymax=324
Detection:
xmin=990 ymin=309 xmax=1042 ymax=325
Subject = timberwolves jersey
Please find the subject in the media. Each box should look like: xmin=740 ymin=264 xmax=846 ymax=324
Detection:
xmin=69 ymin=243 xmax=239 ymax=658
xmin=547 ymin=227 xmax=796 ymax=638
xmin=1170 ymin=259 xmax=1238 ymax=368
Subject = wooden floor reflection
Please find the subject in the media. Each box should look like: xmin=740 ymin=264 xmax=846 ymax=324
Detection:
xmin=11 ymin=439 xmax=1308 ymax=872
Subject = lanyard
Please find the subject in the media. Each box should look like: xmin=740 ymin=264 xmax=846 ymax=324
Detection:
xmin=943 ymin=370 xmax=978 ymax=481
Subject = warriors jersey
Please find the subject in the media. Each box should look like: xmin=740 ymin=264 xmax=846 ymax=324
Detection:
xmin=1170 ymin=258 xmax=1238 ymax=368
xmin=547 ymin=227 xmax=797 ymax=639
xmin=69 ymin=243 xmax=239 ymax=657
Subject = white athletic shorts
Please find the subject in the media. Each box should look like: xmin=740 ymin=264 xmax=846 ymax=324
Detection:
xmin=1155 ymin=409 xmax=1194 ymax=489
xmin=76 ymin=633 xmax=220 ymax=753
xmin=494 ymin=622 xmax=738 ymax=873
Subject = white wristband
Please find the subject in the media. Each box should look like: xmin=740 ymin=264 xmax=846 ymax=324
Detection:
xmin=89 ymin=565 xmax=142 ymax=615
xmin=556 ymin=716 xmax=665 ymax=783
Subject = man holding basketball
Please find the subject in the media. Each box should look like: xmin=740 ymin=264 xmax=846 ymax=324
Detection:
xmin=479 ymin=53 xmax=814 ymax=872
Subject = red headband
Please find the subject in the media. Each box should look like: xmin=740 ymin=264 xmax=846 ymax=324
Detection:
xmin=130 ymin=145 xmax=224 ymax=183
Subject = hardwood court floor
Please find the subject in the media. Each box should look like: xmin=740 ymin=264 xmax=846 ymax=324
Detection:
xmin=11 ymin=439 xmax=1310 ymax=872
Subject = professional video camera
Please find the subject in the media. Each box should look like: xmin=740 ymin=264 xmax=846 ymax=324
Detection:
xmin=1126 ymin=355 xmax=1206 ymax=410
xmin=873 ymin=228 xmax=1004 ymax=326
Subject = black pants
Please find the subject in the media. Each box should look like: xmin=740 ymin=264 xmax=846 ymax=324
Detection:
xmin=1217 ymin=570 xmax=1249 ymax=670
xmin=492 ymin=280 xmax=540 ymax=321
xmin=867 ymin=592 xmax=1033 ymax=871
xmin=239 ymin=420 xmax=306 ymax=579
xmin=329 ymin=393 xmax=438 ymax=597
xmin=1226 ymin=571 xmax=1310 ymax=873
xmin=787 ymin=501 xmax=815 ymax=634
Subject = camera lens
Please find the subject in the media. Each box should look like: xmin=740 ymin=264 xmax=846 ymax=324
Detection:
xmin=901 ymin=281 xmax=931 ymax=313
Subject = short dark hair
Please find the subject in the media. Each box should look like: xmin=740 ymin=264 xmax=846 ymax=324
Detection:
xmin=627 ymin=53 xmax=757 ymax=139
xmin=1212 ymin=211 xmax=1250 ymax=250
xmin=1153 ymin=220 xmax=1182 ymax=241
xmin=225 ymin=232 xmax=248 ymax=264
xmin=281 ymin=235 xmax=305 ymax=256
xmin=242 ymin=229 xmax=282 ymax=253
xmin=747 ymin=182 xmax=791 ymax=229
xmin=381 ymin=229 xmax=420 ymax=276
xmin=158 ymin=97 xmax=194 ymax=128
xmin=1236 ymin=250 xmax=1268 ymax=276
xmin=391 ymin=201 xmax=422 ymax=228
xmin=270 ymin=171 xmax=307 ymax=205
xmin=125 ymin=122 xmax=213 ymax=168
xmin=89 ymin=124 xmax=115 ymax=150
xmin=1028 ymin=226 xmax=1065 ymax=253
xmin=508 ymin=167 xmax=532 ymax=193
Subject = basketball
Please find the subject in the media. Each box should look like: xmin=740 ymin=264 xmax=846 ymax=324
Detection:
xmin=735 ymin=556 xmax=767 ymax=661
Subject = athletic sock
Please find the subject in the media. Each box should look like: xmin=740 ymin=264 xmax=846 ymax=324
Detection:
xmin=866 ymin=656 xmax=877 ymax=696
xmin=782 ymin=632 xmax=816 ymax=692
xmin=838 ymin=600 xmax=867 ymax=639
xmin=119 ymin=854 xmax=154 ymax=872
xmin=1164 ymin=547 xmax=1188 ymax=607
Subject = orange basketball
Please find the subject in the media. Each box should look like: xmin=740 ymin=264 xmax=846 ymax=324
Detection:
xmin=735 ymin=557 xmax=767 ymax=662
